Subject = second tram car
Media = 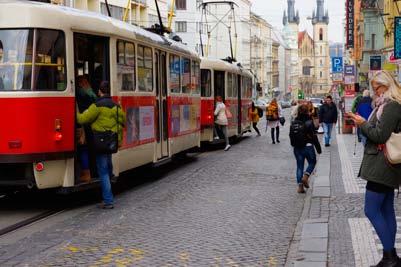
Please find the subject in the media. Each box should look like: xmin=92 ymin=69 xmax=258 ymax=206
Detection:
xmin=200 ymin=58 xmax=253 ymax=143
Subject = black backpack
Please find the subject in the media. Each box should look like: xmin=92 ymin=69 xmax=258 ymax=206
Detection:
xmin=257 ymin=108 xmax=263 ymax=118
xmin=289 ymin=120 xmax=307 ymax=148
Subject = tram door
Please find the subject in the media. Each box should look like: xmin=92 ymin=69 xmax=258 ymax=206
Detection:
xmin=237 ymin=75 xmax=242 ymax=134
xmin=73 ymin=33 xmax=110 ymax=181
xmin=155 ymin=50 xmax=169 ymax=159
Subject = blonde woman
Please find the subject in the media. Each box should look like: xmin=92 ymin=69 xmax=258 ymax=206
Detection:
xmin=350 ymin=70 xmax=401 ymax=267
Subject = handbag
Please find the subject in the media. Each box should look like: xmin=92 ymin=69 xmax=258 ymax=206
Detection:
xmin=93 ymin=130 xmax=118 ymax=154
xmin=384 ymin=132 xmax=401 ymax=164
xmin=225 ymin=108 xmax=233 ymax=119
xmin=279 ymin=116 xmax=286 ymax=126
xmin=93 ymin=104 xmax=121 ymax=154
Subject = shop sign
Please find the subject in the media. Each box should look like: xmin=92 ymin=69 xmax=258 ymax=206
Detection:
xmin=395 ymin=17 xmax=401 ymax=59
xmin=344 ymin=76 xmax=355 ymax=85
xmin=370 ymin=55 xmax=382 ymax=71
xmin=346 ymin=0 xmax=354 ymax=49
xmin=344 ymin=65 xmax=355 ymax=76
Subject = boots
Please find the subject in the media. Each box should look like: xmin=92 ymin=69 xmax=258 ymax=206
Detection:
xmin=297 ymin=183 xmax=306 ymax=194
xmin=302 ymin=174 xmax=310 ymax=189
xmin=371 ymin=248 xmax=401 ymax=267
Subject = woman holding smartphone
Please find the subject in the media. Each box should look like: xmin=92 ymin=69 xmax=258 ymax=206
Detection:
xmin=349 ymin=70 xmax=401 ymax=267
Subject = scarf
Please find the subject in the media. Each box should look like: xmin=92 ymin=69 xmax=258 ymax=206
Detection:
xmin=371 ymin=94 xmax=390 ymax=121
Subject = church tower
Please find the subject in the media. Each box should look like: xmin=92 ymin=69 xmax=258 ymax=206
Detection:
xmin=312 ymin=0 xmax=330 ymax=95
xmin=283 ymin=0 xmax=300 ymax=33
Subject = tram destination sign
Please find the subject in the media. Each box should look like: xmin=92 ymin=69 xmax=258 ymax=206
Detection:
xmin=395 ymin=17 xmax=401 ymax=59
xmin=346 ymin=0 xmax=354 ymax=49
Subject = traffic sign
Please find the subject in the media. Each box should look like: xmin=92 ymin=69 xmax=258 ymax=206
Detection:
xmin=344 ymin=65 xmax=355 ymax=76
xmin=332 ymin=57 xmax=343 ymax=73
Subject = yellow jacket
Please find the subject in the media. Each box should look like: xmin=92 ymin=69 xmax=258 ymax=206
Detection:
xmin=251 ymin=108 xmax=260 ymax=123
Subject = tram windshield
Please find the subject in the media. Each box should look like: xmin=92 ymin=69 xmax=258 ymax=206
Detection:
xmin=0 ymin=29 xmax=66 ymax=91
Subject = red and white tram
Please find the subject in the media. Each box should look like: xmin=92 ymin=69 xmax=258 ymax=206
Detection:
xmin=0 ymin=1 xmax=201 ymax=191
xmin=200 ymin=58 xmax=253 ymax=143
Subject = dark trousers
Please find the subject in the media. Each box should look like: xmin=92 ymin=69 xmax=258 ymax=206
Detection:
xmin=365 ymin=190 xmax=396 ymax=252
xmin=253 ymin=122 xmax=260 ymax=135
xmin=271 ymin=127 xmax=279 ymax=142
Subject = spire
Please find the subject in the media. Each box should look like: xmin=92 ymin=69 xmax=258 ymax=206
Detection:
xmin=312 ymin=0 xmax=329 ymax=25
xmin=286 ymin=0 xmax=299 ymax=25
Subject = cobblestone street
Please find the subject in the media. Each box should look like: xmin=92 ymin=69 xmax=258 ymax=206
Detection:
xmin=0 ymin=118 xmax=308 ymax=267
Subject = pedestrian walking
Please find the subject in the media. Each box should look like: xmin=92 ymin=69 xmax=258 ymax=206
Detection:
xmin=251 ymin=102 xmax=261 ymax=136
xmin=290 ymin=104 xmax=322 ymax=193
xmin=355 ymin=89 xmax=373 ymax=146
xmin=318 ymin=95 xmax=338 ymax=147
xmin=214 ymin=95 xmax=231 ymax=151
xmin=266 ymin=98 xmax=282 ymax=144
xmin=77 ymin=81 xmax=126 ymax=209
xmin=349 ymin=70 xmax=401 ymax=267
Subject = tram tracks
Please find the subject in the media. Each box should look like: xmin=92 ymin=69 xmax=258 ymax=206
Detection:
xmin=0 ymin=209 xmax=64 ymax=237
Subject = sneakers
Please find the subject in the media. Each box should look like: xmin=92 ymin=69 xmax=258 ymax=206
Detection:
xmin=97 ymin=203 xmax=114 ymax=209
xmin=224 ymin=145 xmax=231 ymax=151
xmin=214 ymin=136 xmax=220 ymax=140
xmin=325 ymin=143 xmax=330 ymax=147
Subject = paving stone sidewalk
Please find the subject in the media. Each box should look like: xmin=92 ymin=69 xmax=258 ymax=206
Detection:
xmin=0 ymin=116 xmax=309 ymax=267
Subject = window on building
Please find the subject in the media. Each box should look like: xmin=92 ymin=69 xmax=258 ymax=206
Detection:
xmin=320 ymin=71 xmax=323 ymax=78
xmin=117 ymin=40 xmax=136 ymax=91
xmin=319 ymin=28 xmax=323 ymax=41
xmin=320 ymin=46 xmax=323 ymax=55
xmin=176 ymin=0 xmax=186 ymax=10
xmin=320 ymin=59 xmax=323 ymax=66
xmin=176 ymin=21 xmax=187 ymax=33
xmin=137 ymin=45 xmax=153 ymax=92
xmin=100 ymin=3 xmax=125 ymax=20
xmin=372 ymin=34 xmax=376 ymax=50
xmin=303 ymin=66 xmax=311 ymax=76
xmin=169 ymin=54 xmax=181 ymax=93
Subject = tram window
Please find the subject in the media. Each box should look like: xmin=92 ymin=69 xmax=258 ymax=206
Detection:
xmin=232 ymin=74 xmax=238 ymax=97
xmin=169 ymin=54 xmax=181 ymax=93
xmin=117 ymin=40 xmax=135 ymax=91
xmin=241 ymin=76 xmax=246 ymax=98
xmin=182 ymin=57 xmax=191 ymax=94
xmin=191 ymin=61 xmax=201 ymax=95
xmin=201 ymin=69 xmax=211 ymax=97
xmin=227 ymin=73 xmax=233 ymax=97
xmin=34 ymin=29 xmax=66 ymax=91
xmin=137 ymin=45 xmax=153 ymax=92
xmin=214 ymin=71 xmax=225 ymax=98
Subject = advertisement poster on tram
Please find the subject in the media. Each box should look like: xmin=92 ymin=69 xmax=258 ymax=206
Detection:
xmin=139 ymin=106 xmax=154 ymax=141
xmin=126 ymin=106 xmax=155 ymax=145
xmin=126 ymin=107 xmax=140 ymax=144
xmin=180 ymin=105 xmax=190 ymax=132
xmin=171 ymin=105 xmax=180 ymax=136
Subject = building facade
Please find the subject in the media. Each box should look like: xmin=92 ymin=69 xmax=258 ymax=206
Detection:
xmin=57 ymin=0 xmax=166 ymax=28
xmin=250 ymin=13 xmax=273 ymax=95
xmin=174 ymin=0 xmax=251 ymax=67
xmin=312 ymin=0 xmax=331 ymax=95
xmin=283 ymin=0 xmax=300 ymax=97
xmin=298 ymin=31 xmax=315 ymax=96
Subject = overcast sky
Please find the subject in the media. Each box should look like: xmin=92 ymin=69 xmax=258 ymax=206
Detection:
xmin=250 ymin=0 xmax=345 ymax=43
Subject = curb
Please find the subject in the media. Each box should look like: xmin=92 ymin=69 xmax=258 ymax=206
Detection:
xmin=291 ymin=149 xmax=331 ymax=267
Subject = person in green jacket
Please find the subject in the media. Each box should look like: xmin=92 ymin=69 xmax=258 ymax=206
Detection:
xmin=350 ymin=70 xmax=401 ymax=267
xmin=77 ymin=81 xmax=126 ymax=209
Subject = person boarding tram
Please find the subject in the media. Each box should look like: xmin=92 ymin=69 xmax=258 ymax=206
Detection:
xmin=77 ymin=81 xmax=126 ymax=209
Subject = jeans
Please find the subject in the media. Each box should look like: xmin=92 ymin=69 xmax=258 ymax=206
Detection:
xmin=322 ymin=123 xmax=334 ymax=145
xmin=252 ymin=122 xmax=261 ymax=135
xmin=215 ymin=124 xmax=229 ymax=146
xmin=96 ymin=154 xmax=114 ymax=205
xmin=293 ymin=146 xmax=317 ymax=184
xmin=365 ymin=190 xmax=396 ymax=252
